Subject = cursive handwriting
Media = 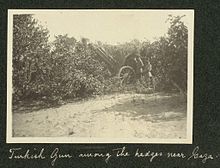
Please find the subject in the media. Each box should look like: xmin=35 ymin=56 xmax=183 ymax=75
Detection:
xmin=78 ymin=152 xmax=112 ymax=163
xmin=134 ymin=148 xmax=163 ymax=162
xmin=112 ymin=146 xmax=130 ymax=157
xmin=167 ymin=152 xmax=186 ymax=158
xmin=188 ymin=146 xmax=214 ymax=163
xmin=8 ymin=146 xmax=218 ymax=165
xmin=9 ymin=148 xmax=45 ymax=160
xmin=50 ymin=148 xmax=72 ymax=166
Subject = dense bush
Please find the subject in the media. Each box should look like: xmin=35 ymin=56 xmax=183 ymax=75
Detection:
xmin=13 ymin=14 xmax=50 ymax=102
xmin=139 ymin=15 xmax=188 ymax=94
xmin=12 ymin=14 xmax=188 ymax=104
xmin=44 ymin=35 xmax=110 ymax=101
xmin=13 ymin=15 xmax=111 ymax=103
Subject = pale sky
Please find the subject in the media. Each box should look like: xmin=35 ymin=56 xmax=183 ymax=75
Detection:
xmin=30 ymin=10 xmax=194 ymax=44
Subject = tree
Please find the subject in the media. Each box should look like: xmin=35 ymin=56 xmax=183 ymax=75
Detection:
xmin=165 ymin=15 xmax=188 ymax=94
xmin=13 ymin=14 xmax=50 ymax=101
xmin=139 ymin=15 xmax=188 ymax=94
xmin=48 ymin=35 xmax=110 ymax=100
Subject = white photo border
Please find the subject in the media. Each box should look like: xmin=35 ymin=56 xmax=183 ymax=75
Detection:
xmin=7 ymin=9 xmax=194 ymax=144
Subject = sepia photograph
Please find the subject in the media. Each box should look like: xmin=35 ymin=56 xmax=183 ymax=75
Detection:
xmin=7 ymin=9 xmax=194 ymax=143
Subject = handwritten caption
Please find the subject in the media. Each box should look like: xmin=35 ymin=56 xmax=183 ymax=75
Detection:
xmin=8 ymin=146 xmax=219 ymax=166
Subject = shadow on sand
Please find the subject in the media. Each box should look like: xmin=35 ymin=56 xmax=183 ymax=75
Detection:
xmin=103 ymin=93 xmax=187 ymax=123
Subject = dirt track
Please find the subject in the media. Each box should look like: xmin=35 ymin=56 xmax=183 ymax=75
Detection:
xmin=13 ymin=93 xmax=187 ymax=139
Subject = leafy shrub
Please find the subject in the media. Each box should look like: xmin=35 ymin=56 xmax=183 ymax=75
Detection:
xmin=12 ymin=14 xmax=188 ymax=105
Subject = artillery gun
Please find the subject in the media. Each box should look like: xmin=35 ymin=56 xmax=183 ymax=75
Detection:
xmin=90 ymin=44 xmax=155 ymax=89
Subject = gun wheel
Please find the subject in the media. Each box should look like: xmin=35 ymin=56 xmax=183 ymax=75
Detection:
xmin=118 ymin=66 xmax=135 ymax=86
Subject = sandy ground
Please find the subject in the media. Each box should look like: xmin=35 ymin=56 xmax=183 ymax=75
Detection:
xmin=13 ymin=93 xmax=187 ymax=139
